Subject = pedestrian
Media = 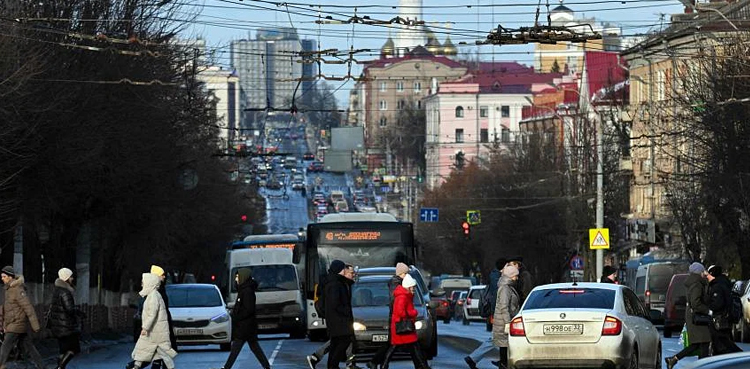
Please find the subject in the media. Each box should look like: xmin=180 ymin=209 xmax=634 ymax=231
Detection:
xmin=48 ymin=267 xmax=83 ymax=369
xmin=366 ymin=262 xmax=410 ymax=369
xmin=380 ymin=274 xmax=431 ymax=369
xmin=506 ymin=257 xmax=533 ymax=303
xmin=464 ymin=257 xmax=506 ymax=369
xmin=131 ymin=273 xmax=177 ymax=369
xmin=492 ymin=265 xmax=521 ymax=369
xmin=324 ymin=260 xmax=355 ymax=369
xmin=215 ymin=268 xmax=270 ymax=369
xmin=600 ymin=265 xmax=618 ymax=284
xmin=150 ymin=265 xmax=177 ymax=352
xmin=307 ymin=264 xmax=359 ymax=369
xmin=666 ymin=262 xmax=712 ymax=368
xmin=705 ymin=265 xmax=742 ymax=355
xmin=0 ymin=266 xmax=44 ymax=369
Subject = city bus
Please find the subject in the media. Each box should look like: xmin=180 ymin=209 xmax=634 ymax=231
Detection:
xmin=305 ymin=213 xmax=415 ymax=340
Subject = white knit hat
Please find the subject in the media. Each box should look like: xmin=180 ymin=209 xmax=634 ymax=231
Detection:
xmin=58 ymin=268 xmax=73 ymax=281
xmin=402 ymin=274 xmax=417 ymax=288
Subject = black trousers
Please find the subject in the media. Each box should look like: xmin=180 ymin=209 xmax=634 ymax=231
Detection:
xmin=381 ymin=342 xmax=428 ymax=369
xmin=223 ymin=338 xmax=270 ymax=369
xmin=498 ymin=347 xmax=508 ymax=368
xmin=675 ymin=342 xmax=710 ymax=360
xmin=328 ymin=335 xmax=353 ymax=369
xmin=709 ymin=326 xmax=742 ymax=355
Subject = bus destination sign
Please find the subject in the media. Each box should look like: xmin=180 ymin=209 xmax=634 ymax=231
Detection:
xmin=320 ymin=230 xmax=401 ymax=243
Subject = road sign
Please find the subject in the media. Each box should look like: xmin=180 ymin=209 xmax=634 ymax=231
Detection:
xmin=419 ymin=208 xmax=439 ymax=223
xmin=570 ymin=255 xmax=584 ymax=270
xmin=466 ymin=210 xmax=481 ymax=225
xmin=589 ymin=228 xmax=610 ymax=249
xmin=570 ymin=270 xmax=584 ymax=280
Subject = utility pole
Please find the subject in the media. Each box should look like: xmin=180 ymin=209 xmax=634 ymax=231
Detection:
xmin=596 ymin=111 xmax=604 ymax=282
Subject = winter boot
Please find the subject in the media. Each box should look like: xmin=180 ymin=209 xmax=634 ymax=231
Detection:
xmin=57 ymin=351 xmax=75 ymax=369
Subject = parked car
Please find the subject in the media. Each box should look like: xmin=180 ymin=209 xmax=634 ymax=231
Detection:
xmin=303 ymin=152 xmax=315 ymax=160
xmin=634 ymin=261 xmax=689 ymax=323
xmin=663 ymin=273 xmax=689 ymax=338
xmin=292 ymin=180 xmax=305 ymax=190
xmin=449 ymin=290 xmax=463 ymax=320
xmin=509 ymin=283 xmax=661 ymax=369
xmin=166 ymin=284 xmax=232 ymax=351
xmin=462 ymin=285 xmax=486 ymax=325
xmin=308 ymin=161 xmax=324 ymax=172
xmin=455 ymin=291 xmax=468 ymax=322
xmin=732 ymin=279 xmax=750 ymax=343
xmin=683 ymin=352 xmax=750 ymax=369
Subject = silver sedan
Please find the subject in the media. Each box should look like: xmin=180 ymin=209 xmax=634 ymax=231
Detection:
xmin=508 ymin=282 xmax=661 ymax=369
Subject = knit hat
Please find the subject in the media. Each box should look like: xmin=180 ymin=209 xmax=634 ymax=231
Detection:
xmin=708 ymin=265 xmax=723 ymax=277
xmin=503 ymin=265 xmax=519 ymax=278
xmin=1 ymin=266 xmax=15 ymax=277
xmin=507 ymin=256 xmax=523 ymax=263
xmin=402 ymin=274 xmax=417 ymax=288
xmin=329 ymin=260 xmax=346 ymax=274
xmin=689 ymin=262 xmax=706 ymax=275
xmin=150 ymin=265 xmax=165 ymax=277
xmin=58 ymin=268 xmax=73 ymax=281
xmin=395 ymin=262 xmax=409 ymax=276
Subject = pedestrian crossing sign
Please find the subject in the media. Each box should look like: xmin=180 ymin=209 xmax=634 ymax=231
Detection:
xmin=466 ymin=210 xmax=481 ymax=225
xmin=589 ymin=228 xmax=610 ymax=249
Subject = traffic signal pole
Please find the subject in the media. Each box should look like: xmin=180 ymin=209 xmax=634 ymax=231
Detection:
xmin=595 ymin=112 xmax=604 ymax=282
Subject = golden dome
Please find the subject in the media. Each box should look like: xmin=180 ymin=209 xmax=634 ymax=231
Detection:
xmin=425 ymin=31 xmax=442 ymax=55
xmin=442 ymin=36 xmax=457 ymax=56
xmin=381 ymin=37 xmax=395 ymax=57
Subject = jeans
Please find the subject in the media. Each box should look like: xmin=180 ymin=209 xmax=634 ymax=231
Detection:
xmin=223 ymin=338 xmax=270 ymax=369
xmin=328 ymin=335 xmax=353 ymax=369
xmin=381 ymin=342 xmax=429 ymax=369
xmin=0 ymin=332 xmax=44 ymax=369
xmin=468 ymin=337 xmax=495 ymax=363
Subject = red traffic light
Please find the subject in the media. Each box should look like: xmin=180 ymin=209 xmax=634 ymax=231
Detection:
xmin=241 ymin=215 xmax=248 ymax=222
xmin=462 ymin=222 xmax=470 ymax=235
xmin=211 ymin=275 xmax=216 ymax=281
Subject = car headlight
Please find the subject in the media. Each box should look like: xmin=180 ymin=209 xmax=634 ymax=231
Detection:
xmin=415 ymin=320 xmax=425 ymax=330
xmin=282 ymin=304 xmax=302 ymax=315
xmin=211 ymin=312 xmax=230 ymax=324
xmin=353 ymin=322 xmax=367 ymax=331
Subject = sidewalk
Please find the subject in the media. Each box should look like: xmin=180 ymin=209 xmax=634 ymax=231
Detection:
xmin=438 ymin=320 xmax=495 ymax=354
xmin=5 ymin=331 xmax=131 ymax=368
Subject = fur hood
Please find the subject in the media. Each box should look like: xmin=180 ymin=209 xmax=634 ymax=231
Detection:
xmin=6 ymin=275 xmax=25 ymax=289
xmin=54 ymin=278 xmax=75 ymax=293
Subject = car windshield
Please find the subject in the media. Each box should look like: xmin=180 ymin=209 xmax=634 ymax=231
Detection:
xmin=167 ymin=286 xmax=223 ymax=308
xmin=231 ymin=265 xmax=298 ymax=292
xmin=524 ymin=288 xmax=616 ymax=310
xmin=352 ymin=281 xmax=422 ymax=307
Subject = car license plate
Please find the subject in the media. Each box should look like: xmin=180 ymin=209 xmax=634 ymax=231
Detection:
xmin=175 ymin=328 xmax=203 ymax=335
xmin=543 ymin=324 xmax=584 ymax=335
xmin=258 ymin=323 xmax=278 ymax=330
xmin=372 ymin=334 xmax=389 ymax=342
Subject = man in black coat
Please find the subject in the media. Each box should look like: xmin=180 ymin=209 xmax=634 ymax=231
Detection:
xmin=706 ymin=265 xmax=742 ymax=355
xmin=219 ymin=268 xmax=271 ymax=369
xmin=507 ymin=256 xmax=534 ymax=302
xmin=49 ymin=268 xmax=82 ymax=369
xmin=324 ymin=260 xmax=354 ymax=369
xmin=600 ymin=265 xmax=618 ymax=284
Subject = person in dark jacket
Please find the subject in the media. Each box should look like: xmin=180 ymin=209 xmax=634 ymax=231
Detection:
xmin=216 ymin=268 xmax=270 ymax=369
xmin=666 ymin=262 xmax=712 ymax=368
xmin=706 ymin=265 xmax=742 ymax=355
xmin=324 ymin=260 xmax=354 ymax=369
xmin=366 ymin=262 xmax=409 ymax=369
xmin=49 ymin=268 xmax=82 ymax=369
xmin=507 ymin=256 xmax=534 ymax=303
xmin=600 ymin=265 xmax=618 ymax=284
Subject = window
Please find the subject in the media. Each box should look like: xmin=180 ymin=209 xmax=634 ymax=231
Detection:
xmin=414 ymin=82 xmax=422 ymax=92
xmin=417 ymin=100 xmax=422 ymax=109
xmin=379 ymin=116 xmax=387 ymax=127
xmin=480 ymin=106 xmax=489 ymax=118
xmin=501 ymin=105 xmax=510 ymax=118
xmin=523 ymin=288 xmax=616 ymax=310
xmin=396 ymin=81 xmax=404 ymax=92
xmin=480 ymin=129 xmax=489 ymax=143
xmin=455 ymin=106 xmax=464 ymax=118
xmin=380 ymin=82 xmax=387 ymax=92
xmin=501 ymin=128 xmax=510 ymax=143
xmin=379 ymin=100 xmax=387 ymax=110
xmin=455 ymin=129 xmax=464 ymax=143
xmin=397 ymin=100 xmax=406 ymax=110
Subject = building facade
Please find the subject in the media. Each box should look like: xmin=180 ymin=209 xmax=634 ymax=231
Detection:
xmin=198 ymin=66 xmax=241 ymax=150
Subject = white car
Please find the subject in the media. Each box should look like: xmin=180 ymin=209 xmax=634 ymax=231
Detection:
xmin=463 ymin=285 xmax=486 ymax=324
xmin=734 ymin=279 xmax=750 ymax=342
xmin=509 ymin=282 xmax=661 ymax=369
xmin=167 ymin=284 xmax=232 ymax=351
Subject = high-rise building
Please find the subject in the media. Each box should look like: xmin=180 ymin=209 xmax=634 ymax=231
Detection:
xmin=231 ymin=28 xmax=316 ymax=128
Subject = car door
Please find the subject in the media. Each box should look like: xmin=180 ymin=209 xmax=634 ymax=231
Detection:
xmin=624 ymin=288 xmax=658 ymax=367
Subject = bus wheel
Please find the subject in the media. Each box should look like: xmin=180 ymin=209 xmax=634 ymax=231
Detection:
xmin=290 ymin=329 xmax=306 ymax=339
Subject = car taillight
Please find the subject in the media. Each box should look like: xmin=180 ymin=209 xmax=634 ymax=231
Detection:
xmin=645 ymin=290 xmax=651 ymax=297
xmin=442 ymin=301 xmax=449 ymax=307
xmin=509 ymin=317 xmax=525 ymax=336
xmin=602 ymin=316 xmax=622 ymax=336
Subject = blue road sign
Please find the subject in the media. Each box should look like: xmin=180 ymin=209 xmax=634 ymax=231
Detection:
xmin=419 ymin=208 xmax=439 ymax=223
xmin=570 ymin=255 xmax=584 ymax=270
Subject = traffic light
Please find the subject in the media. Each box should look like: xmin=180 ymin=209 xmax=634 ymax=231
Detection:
xmin=462 ymin=221 xmax=471 ymax=239
xmin=241 ymin=214 xmax=248 ymax=222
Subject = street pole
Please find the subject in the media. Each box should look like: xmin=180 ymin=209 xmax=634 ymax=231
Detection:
xmin=596 ymin=112 xmax=604 ymax=282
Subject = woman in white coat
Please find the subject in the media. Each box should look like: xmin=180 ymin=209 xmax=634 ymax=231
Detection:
xmin=131 ymin=273 xmax=178 ymax=369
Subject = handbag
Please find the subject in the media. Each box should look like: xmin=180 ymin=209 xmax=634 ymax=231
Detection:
xmin=394 ymin=300 xmax=416 ymax=335
xmin=692 ymin=312 xmax=713 ymax=326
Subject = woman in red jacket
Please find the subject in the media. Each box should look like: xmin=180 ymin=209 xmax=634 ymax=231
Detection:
xmin=381 ymin=274 xmax=431 ymax=369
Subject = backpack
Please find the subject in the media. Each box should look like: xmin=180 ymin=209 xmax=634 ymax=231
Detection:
xmin=314 ymin=275 xmax=328 ymax=320
xmin=728 ymin=291 xmax=742 ymax=325
xmin=479 ymin=286 xmax=494 ymax=318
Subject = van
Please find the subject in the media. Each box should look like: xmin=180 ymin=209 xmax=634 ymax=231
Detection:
xmin=663 ymin=273 xmax=689 ymax=338
xmin=330 ymin=190 xmax=345 ymax=204
xmin=635 ymin=261 xmax=689 ymax=321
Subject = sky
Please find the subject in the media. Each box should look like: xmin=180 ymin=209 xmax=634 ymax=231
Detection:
xmin=180 ymin=0 xmax=687 ymax=107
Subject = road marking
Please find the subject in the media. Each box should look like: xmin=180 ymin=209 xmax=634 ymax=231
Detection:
xmin=269 ymin=339 xmax=284 ymax=365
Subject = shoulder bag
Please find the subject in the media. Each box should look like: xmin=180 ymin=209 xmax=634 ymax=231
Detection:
xmin=395 ymin=298 xmax=416 ymax=335
xmin=692 ymin=312 xmax=713 ymax=326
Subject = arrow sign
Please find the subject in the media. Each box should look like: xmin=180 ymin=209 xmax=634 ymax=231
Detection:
xmin=419 ymin=208 xmax=439 ymax=223
xmin=589 ymin=228 xmax=610 ymax=249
